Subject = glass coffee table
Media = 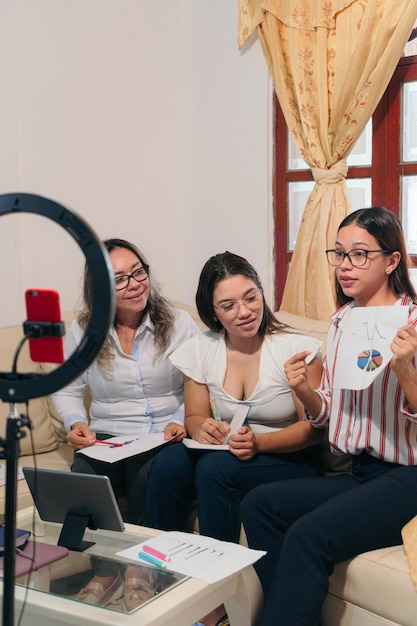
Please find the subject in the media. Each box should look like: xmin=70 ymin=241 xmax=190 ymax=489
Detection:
xmin=3 ymin=507 xmax=262 ymax=626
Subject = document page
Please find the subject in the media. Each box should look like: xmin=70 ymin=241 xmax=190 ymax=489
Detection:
xmin=76 ymin=433 xmax=175 ymax=463
xmin=117 ymin=530 xmax=266 ymax=584
xmin=182 ymin=403 xmax=251 ymax=451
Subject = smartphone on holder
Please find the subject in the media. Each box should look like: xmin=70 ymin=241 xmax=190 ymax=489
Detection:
xmin=24 ymin=289 xmax=65 ymax=364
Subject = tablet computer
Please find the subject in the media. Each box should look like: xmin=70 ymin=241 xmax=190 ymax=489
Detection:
xmin=23 ymin=468 xmax=125 ymax=551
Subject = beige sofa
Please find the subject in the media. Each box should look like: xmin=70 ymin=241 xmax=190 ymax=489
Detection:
xmin=0 ymin=305 xmax=416 ymax=625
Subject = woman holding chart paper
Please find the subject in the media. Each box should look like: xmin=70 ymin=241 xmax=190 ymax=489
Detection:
xmin=241 ymin=207 xmax=417 ymax=626
xmin=146 ymin=251 xmax=324 ymax=548
xmin=52 ymin=238 xmax=200 ymax=528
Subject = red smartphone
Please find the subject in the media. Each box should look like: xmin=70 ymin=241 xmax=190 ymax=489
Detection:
xmin=25 ymin=289 xmax=65 ymax=363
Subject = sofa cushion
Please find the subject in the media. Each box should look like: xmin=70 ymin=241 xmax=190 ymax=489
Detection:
xmin=0 ymin=444 xmax=74 ymax=514
xmin=324 ymin=546 xmax=417 ymax=626
xmin=0 ymin=322 xmax=58 ymax=455
xmin=275 ymin=309 xmax=329 ymax=350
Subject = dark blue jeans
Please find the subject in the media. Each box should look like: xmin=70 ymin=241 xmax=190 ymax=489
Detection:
xmin=72 ymin=433 xmax=156 ymax=525
xmin=241 ymin=452 xmax=417 ymax=626
xmin=146 ymin=442 xmax=323 ymax=542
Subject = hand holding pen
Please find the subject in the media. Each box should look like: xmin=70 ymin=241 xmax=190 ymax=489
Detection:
xmin=66 ymin=422 xmax=97 ymax=450
xmin=195 ymin=400 xmax=230 ymax=445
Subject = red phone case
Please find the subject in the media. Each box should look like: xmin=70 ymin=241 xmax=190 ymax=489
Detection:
xmin=25 ymin=289 xmax=65 ymax=363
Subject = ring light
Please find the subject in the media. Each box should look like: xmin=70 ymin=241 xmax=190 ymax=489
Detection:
xmin=0 ymin=192 xmax=115 ymax=402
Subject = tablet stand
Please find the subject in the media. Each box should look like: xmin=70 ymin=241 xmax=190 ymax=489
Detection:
xmin=58 ymin=512 xmax=95 ymax=552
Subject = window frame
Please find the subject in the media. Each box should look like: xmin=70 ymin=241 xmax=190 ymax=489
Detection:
xmin=273 ymin=54 xmax=417 ymax=309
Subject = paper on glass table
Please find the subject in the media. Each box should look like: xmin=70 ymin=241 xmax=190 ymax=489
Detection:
xmin=333 ymin=305 xmax=409 ymax=390
xmin=117 ymin=530 xmax=266 ymax=584
xmin=75 ymin=432 xmax=175 ymax=463
xmin=182 ymin=403 xmax=251 ymax=451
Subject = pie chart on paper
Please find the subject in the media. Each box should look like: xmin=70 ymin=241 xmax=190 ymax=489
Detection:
xmin=357 ymin=349 xmax=383 ymax=372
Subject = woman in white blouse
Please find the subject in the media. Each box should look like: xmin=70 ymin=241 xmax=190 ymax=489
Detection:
xmin=146 ymin=251 xmax=324 ymax=541
xmin=146 ymin=251 xmax=325 ymax=626
xmin=53 ymin=238 xmax=200 ymax=526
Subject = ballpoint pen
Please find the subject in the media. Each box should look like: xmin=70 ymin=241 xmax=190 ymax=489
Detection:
xmin=94 ymin=439 xmax=124 ymax=447
xmin=210 ymin=399 xmax=222 ymax=424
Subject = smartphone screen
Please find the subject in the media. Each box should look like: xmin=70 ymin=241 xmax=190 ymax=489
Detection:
xmin=25 ymin=289 xmax=65 ymax=363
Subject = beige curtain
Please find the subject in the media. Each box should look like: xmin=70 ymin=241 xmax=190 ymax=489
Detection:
xmin=238 ymin=0 xmax=417 ymax=321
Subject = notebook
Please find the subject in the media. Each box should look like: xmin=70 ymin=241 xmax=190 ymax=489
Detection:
xmin=0 ymin=540 xmax=69 ymax=578
xmin=0 ymin=527 xmax=31 ymax=553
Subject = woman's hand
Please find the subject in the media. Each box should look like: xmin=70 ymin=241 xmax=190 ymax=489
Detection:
xmin=391 ymin=324 xmax=417 ymax=375
xmin=390 ymin=322 xmax=417 ymax=414
xmin=228 ymin=426 xmax=257 ymax=461
xmin=195 ymin=418 xmax=230 ymax=445
xmin=164 ymin=422 xmax=187 ymax=441
xmin=67 ymin=422 xmax=95 ymax=450
xmin=284 ymin=350 xmax=313 ymax=395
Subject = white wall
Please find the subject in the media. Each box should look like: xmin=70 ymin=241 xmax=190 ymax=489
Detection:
xmin=0 ymin=0 xmax=272 ymax=327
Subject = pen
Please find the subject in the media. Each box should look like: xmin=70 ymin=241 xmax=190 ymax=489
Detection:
xmin=210 ymin=399 xmax=222 ymax=423
xmin=143 ymin=544 xmax=171 ymax=562
xmin=138 ymin=550 xmax=167 ymax=568
xmin=94 ymin=439 xmax=124 ymax=447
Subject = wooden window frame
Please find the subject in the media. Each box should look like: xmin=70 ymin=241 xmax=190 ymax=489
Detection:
xmin=273 ymin=55 xmax=417 ymax=309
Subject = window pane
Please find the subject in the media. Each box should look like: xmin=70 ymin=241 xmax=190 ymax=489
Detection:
xmin=287 ymin=121 xmax=372 ymax=171
xmin=287 ymin=135 xmax=309 ymax=170
xmin=346 ymin=178 xmax=372 ymax=211
xmin=288 ymin=179 xmax=371 ymax=250
xmin=402 ymin=82 xmax=417 ymax=162
xmin=410 ymin=268 xmax=417 ymax=292
xmin=401 ymin=175 xmax=417 ymax=253
xmin=288 ymin=181 xmax=314 ymax=250
xmin=347 ymin=121 xmax=372 ymax=166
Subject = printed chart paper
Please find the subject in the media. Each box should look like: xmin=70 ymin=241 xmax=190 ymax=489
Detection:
xmin=333 ymin=306 xmax=409 ymax=390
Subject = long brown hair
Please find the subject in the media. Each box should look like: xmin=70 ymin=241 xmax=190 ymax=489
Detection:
xmin=78 ymin=238 xmax=175 ymax=370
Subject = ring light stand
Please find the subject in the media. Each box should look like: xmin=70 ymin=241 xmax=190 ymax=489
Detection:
xmin=0 ymin=193 xmax=115 ymax=626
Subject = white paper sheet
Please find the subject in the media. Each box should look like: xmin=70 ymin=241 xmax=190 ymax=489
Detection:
xmin=333 ymin=306 xmax=409 ymax=390
xmin=182 ymin=404 xmax=251 ymax=451
xmin=0 ymin=465 xmax=24 ymax=486
xmin=75 ymin=433 xmax=175 ymax=463
xmin=116 ymin=530 xmax=266 ymax=584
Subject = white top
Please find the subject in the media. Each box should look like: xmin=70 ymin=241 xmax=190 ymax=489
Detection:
xmin=52 ymin=308 xmax=200 ymax=435
xmin=169 ymin=330 xmax=322 ymax=434
xmin=311 ymin=294 xmax=417 ymax=465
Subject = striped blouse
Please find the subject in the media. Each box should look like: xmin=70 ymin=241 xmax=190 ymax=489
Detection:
xmin=309 ymin=294 xmax=417 ymax=466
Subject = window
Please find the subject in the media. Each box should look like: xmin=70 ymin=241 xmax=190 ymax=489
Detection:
xmin=273 ymin=49 xmax=417 ymax=307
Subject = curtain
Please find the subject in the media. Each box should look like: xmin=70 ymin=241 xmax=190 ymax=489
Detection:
xmin=238 ymin=0 xmax=417 ymax=321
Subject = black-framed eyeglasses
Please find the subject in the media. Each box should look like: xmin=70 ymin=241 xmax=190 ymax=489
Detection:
xmin=115 ymin=264 xmax=149 ymax=290
xmin=325 ymin=249 xmax=391 ymax=268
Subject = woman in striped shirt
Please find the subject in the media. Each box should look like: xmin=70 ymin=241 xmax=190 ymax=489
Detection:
xmin=241 ymin=207 xmax=417 ymax=626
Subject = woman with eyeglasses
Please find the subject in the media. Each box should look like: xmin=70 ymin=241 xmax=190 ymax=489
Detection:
xmin=240 ymin=207 xmax=417 ymax=626
xmin=146 ymin=252 xmax=324 ymax=537
xmin=52 ymin=238 xmax=200 ymax=527
xmin=146 ymin=251 xmax=325 ymax=626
